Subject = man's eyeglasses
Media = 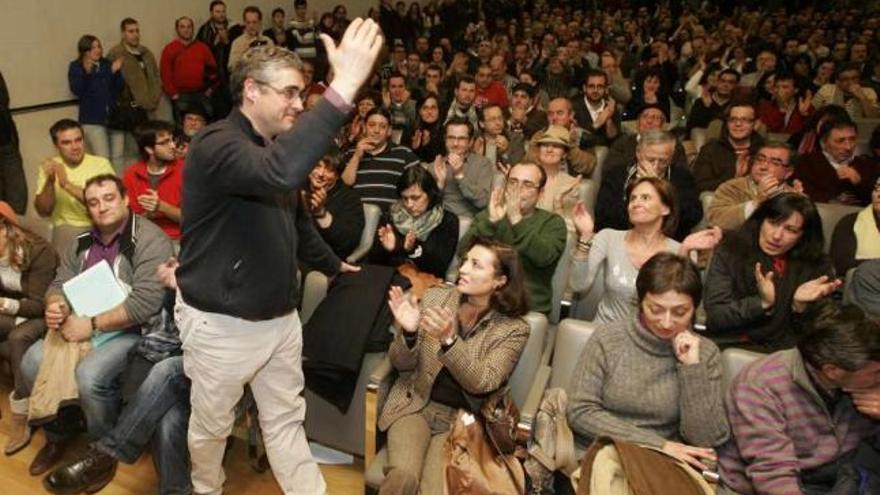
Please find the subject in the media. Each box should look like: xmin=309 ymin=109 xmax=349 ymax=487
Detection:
xmin=507 ymin=178 xmax=540 ymax=190
xmin=753 ymin=153 xmax=788 ymax=167
xmin=254 ymin=80 xmax=302 ymax=102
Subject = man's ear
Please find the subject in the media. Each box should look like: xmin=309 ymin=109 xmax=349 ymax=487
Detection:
xmin=821 ymin=363 xmax=846 ymax=384
xmin=243 ymin=78 xmax=261 ymax=104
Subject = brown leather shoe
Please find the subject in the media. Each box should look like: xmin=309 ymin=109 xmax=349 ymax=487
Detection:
xmin=29 ymin=441 xmax=67 ymax=476
xmin=43 ymin=447 xmax=118 ymax=495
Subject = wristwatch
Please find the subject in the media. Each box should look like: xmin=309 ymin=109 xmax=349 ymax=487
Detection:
xmin=443 ymin=334 xmax=457 ymax=347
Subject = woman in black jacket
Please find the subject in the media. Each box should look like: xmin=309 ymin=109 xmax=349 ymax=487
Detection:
xmin=704 ymin=193 xmax=841 ymax=351
xmin=370 ymin=166 xmax=458 ymax=278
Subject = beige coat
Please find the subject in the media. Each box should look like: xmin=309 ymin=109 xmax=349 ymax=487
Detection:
xmin=378 ymin=286 xmax=529 ymax=431
xmin=28 ymin=329 xmax=91 ymax=423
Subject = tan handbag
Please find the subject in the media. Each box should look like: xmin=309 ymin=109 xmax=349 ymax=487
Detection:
xmin=443 ymin=410 xmax=526 ymax=495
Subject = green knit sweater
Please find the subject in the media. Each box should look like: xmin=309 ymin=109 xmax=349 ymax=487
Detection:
xmin=460 ymin=208 xmax=567 ymax=315
xmin=567 ymin=317 xmax=730 ymax=452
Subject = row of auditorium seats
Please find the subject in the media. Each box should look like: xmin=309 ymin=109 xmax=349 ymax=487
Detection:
xmin=297 ymin=140 xmax=865 ymax=463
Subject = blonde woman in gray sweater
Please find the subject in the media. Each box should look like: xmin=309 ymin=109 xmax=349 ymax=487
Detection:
xmin=567 ymin=253 xmax=729 ymax=472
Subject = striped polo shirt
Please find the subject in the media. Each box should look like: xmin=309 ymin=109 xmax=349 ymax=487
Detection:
xmin=346 ymin=144 xmax=420 ymax=211
xmin=719 ymin=349 xmax=879 ymax=495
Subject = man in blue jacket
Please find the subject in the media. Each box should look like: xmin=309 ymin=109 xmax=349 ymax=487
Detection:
xmin=175 ymin=19 xmax=382 ymax=495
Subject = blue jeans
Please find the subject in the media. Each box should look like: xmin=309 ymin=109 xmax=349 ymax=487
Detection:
xmin=97 ymin=356 xmax=192 ymax=495
xmin=21 ymin=333 xmax=139 ymax=442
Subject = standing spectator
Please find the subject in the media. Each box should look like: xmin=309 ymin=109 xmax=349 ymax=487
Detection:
xmin=68 ymin=35 xmax=124 ymax=167
xmin=263 ymin=8 xmax=295 ymax=50
xmin=123 ymin=121 xmax=183 ymax=242
xmin=34 ymin=119 xmax=116 ymax=252
xmin=0 ymin=70 xmax=29 ymax=214
xmin=227 ymin=6 xmax=274 ymax=71
xmin=197 ymin=0 xmax=232 ymax=118
xmin=160 ymin=17 xmax=218 ymax=125
xmin=107 ymin=18 xmax=162 ymax=167
xmin=290 ymin=0 xmax=319 ymax=64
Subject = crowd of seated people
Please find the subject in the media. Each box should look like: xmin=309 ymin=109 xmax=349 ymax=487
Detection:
xmin=1 ymin=1 xmax=880 ymax=494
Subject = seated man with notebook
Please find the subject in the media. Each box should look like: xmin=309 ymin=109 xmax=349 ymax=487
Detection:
xmin=19 ymin=174 xmax=173 ymax=477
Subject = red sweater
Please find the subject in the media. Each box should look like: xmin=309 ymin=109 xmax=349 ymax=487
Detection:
xmin=123 ymin=160 xmax=184 ymax=239
xmin=475 ymin=82 xmax=510 ymax=109
xmin=160 ymin=40 xmax=217 ymax=96
xmin=756 ymin=100 xmax=812 ymax=135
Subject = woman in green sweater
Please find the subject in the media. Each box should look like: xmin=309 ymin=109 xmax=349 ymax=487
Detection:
xmin=567 ymin=252 xmax=729 ymax=474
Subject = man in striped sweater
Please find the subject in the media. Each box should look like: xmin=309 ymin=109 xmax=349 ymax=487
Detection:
xmin=719 ymin=303 xmax=880 ymax=495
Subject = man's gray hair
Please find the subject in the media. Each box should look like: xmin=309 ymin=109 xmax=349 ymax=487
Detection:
xmin=230 ymin=45 xmax=304 ymax=106
xmin=637 ymin=129 xmax=676 ymax=150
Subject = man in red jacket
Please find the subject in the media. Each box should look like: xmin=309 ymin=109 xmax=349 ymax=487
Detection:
xmin=160 ymin=17 xmax=218 ymax=124
xmin=474 ymin=64 xmax=510 ymax=110
xmin=123 ymin=120 xmax=182 ymax=241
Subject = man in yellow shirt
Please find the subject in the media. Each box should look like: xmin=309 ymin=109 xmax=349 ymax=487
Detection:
xmin=34 ymin=119 xmax=115 ymax=251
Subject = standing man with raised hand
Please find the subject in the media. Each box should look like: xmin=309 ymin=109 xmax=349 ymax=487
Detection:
xmin=175 ymin=18 xmax=382 ymax=495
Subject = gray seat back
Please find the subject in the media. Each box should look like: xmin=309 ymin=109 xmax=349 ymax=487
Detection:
xmin=508 ymin=312 xmax=549 ymax=407
xmin=720 ymin=347 xmax=765 ymax=392
xmin=347 ymin=203 xmax=382 ymax=263
xmin=550 ymin=318 xmax=597 ymax=390
xmin=816 ymin=202 xmax=861 ymax=253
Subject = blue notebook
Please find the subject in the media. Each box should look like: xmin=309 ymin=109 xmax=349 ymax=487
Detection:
xmin=62 ymin=260 xmax=127 ymax=347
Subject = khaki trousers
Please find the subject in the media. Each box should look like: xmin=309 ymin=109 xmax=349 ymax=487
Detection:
xmin=380 ymin=401 xmax=458 ymax=495
xmin=177 ymin=295 xmax=325 ymax=495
